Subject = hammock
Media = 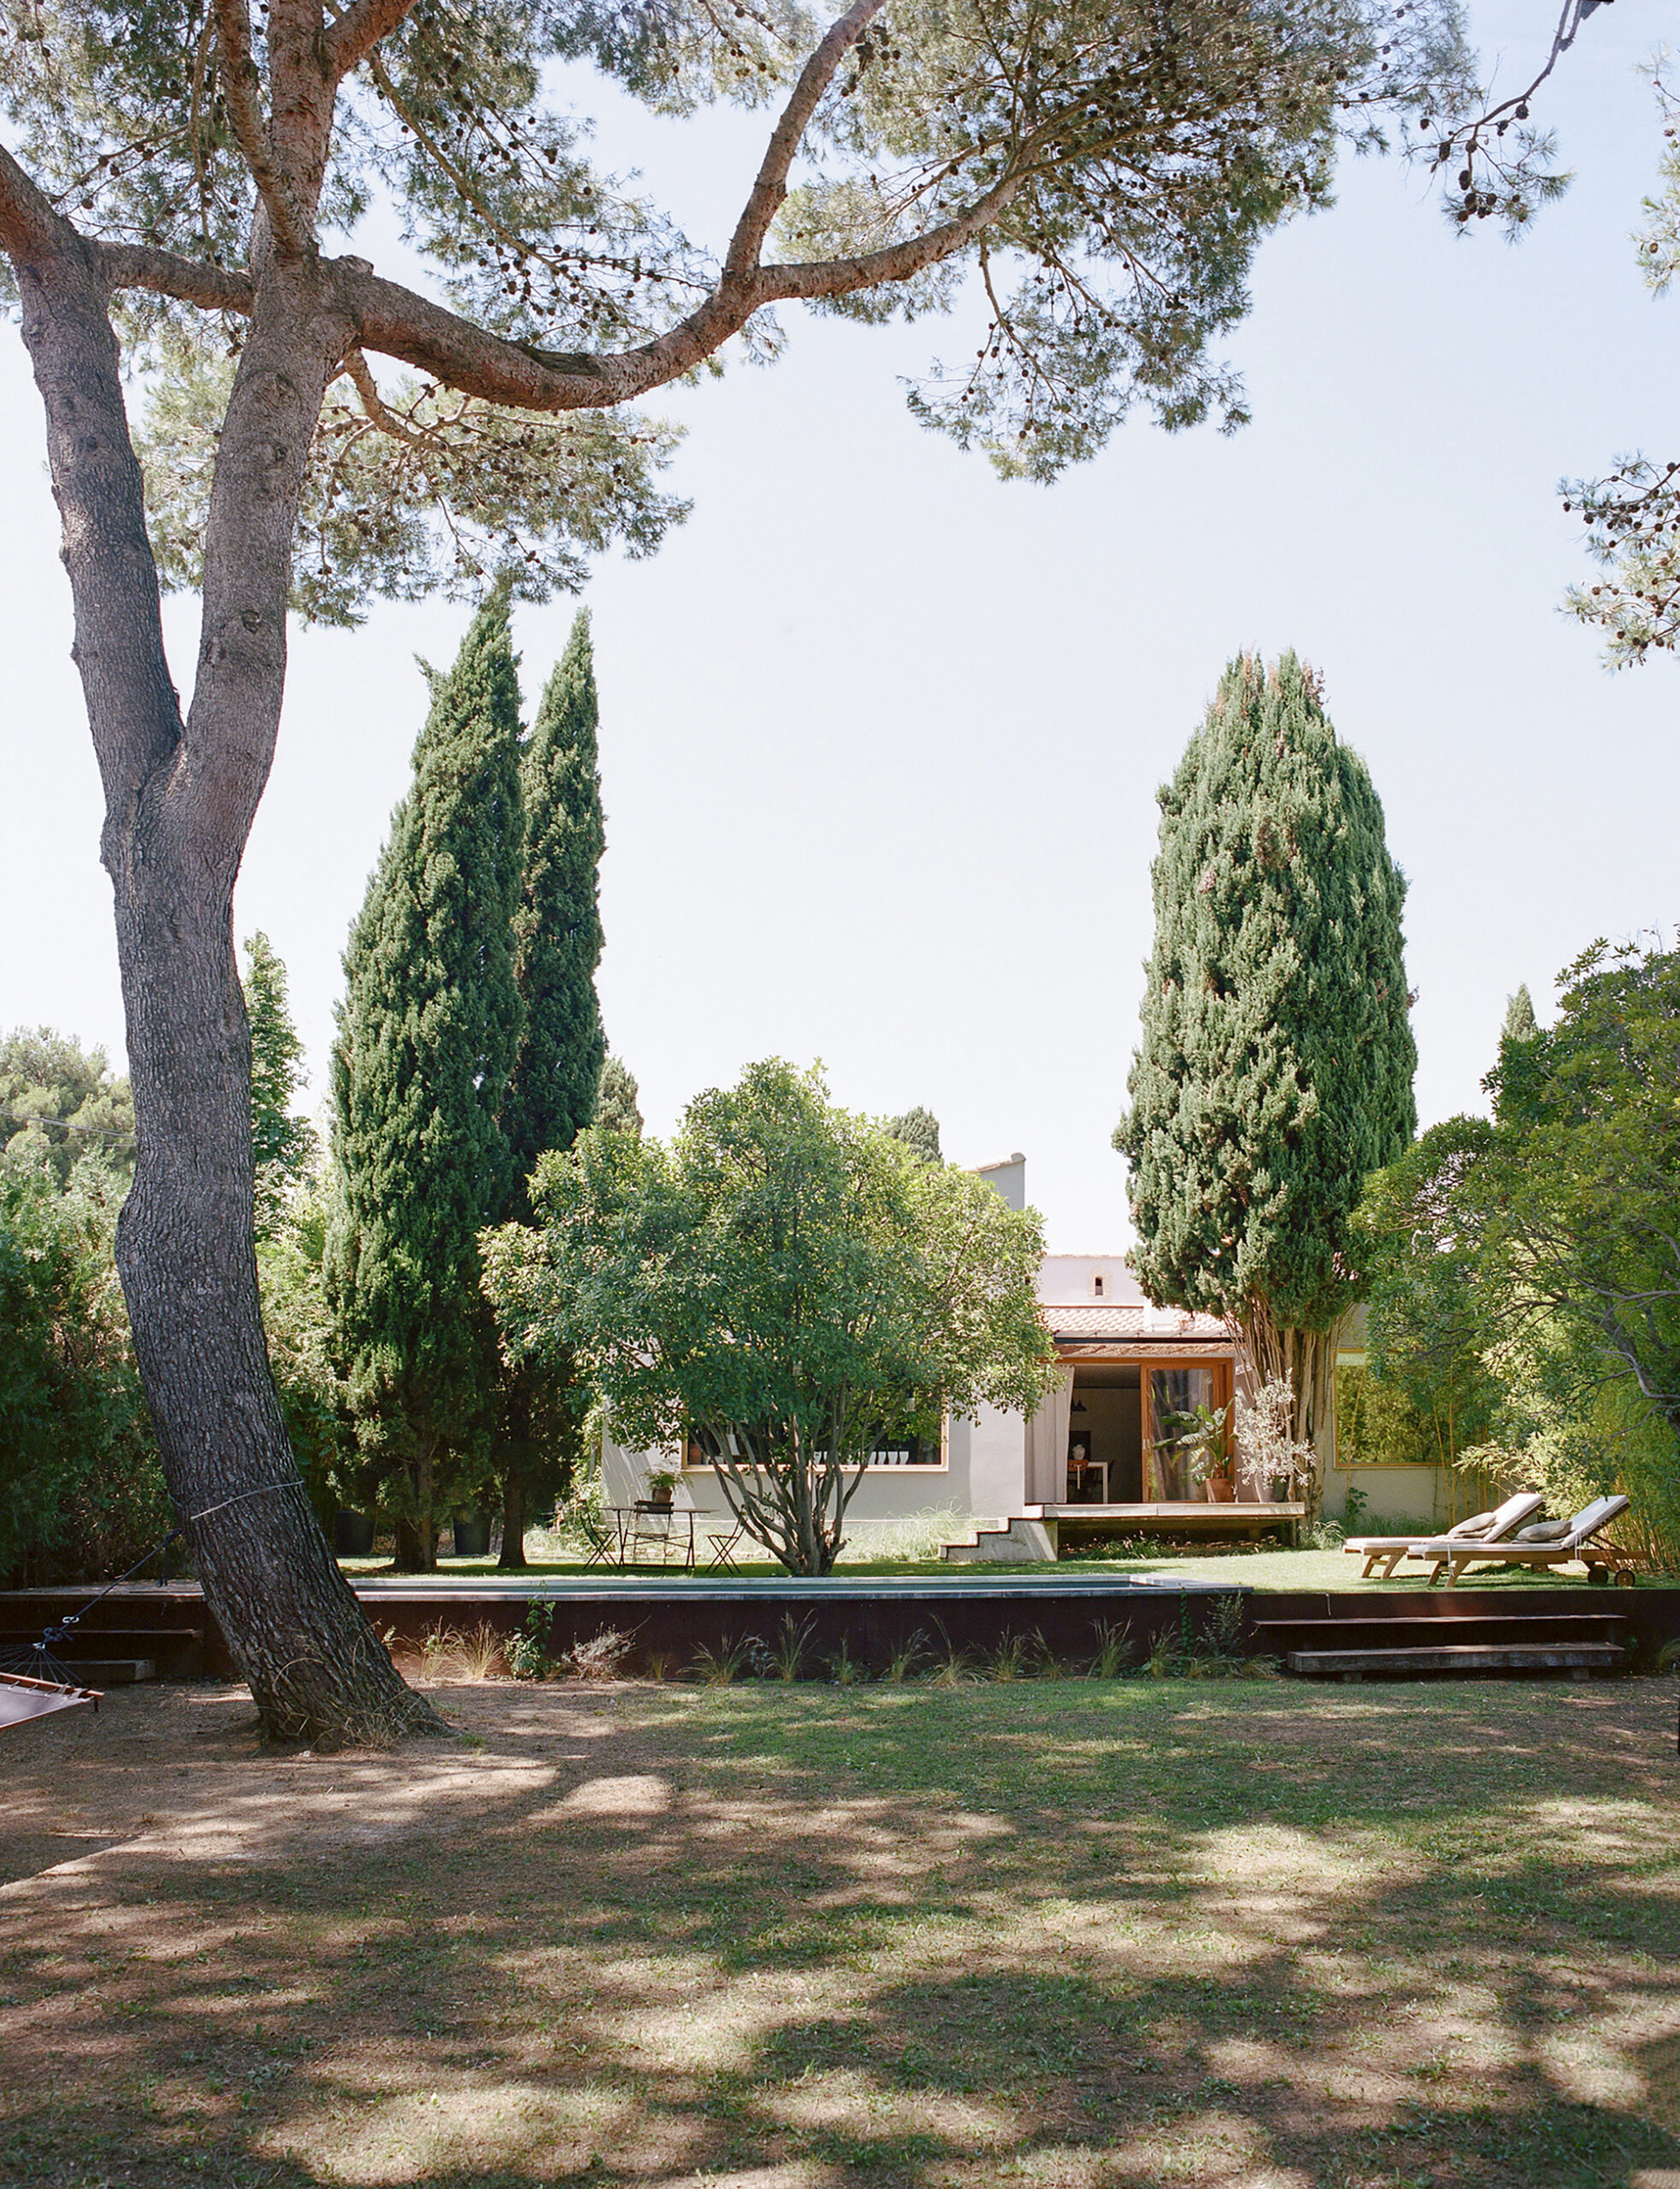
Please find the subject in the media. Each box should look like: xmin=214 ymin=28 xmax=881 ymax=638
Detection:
xmin=0 ymin=1527 xmax=182 ymax=1730
xmin=0 ymin=1667 xmax=100 ymax=1731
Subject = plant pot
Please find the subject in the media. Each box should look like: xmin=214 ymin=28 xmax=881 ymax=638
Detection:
xmin=333 ymin=1510 xmax=376 ymax=1557
xmin=1204 ymin=1478 xmax=1235 ymax=1504
xmin=452 ymin=1513 xmax=492 ymax=1558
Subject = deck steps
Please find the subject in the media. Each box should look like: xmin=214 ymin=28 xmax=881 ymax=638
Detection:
xmin=1259 ymin=1609 xmax=1632 ymax=1681
xmin=1288 ymin=1643 xmax=1625 ymax=1681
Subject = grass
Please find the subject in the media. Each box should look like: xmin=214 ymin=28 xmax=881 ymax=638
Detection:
xmin=3 ymin=1673 xmax=1678 ymax=2188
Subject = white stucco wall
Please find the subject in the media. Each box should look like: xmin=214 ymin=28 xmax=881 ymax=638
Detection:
xmin=603 ymin=1403 xmax=1029 ymax=1537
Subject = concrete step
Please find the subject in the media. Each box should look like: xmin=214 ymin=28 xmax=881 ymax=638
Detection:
xmin=942 ymin=1516 xmax=1058 ymax=1565
xmin=1288 ymin=1643 xmax=1626 ymax=1681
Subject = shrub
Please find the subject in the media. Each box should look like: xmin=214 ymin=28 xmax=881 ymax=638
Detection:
xmin=0 ymin=1157 xmax=170 ymax=1585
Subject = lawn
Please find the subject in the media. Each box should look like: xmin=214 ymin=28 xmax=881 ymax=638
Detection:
xmin=3 ymin=1673 xmax=1678 ymax=2189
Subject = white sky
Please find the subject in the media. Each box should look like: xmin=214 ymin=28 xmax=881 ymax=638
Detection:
xmin=2 ymin=2 xmax=1676 ymax=1251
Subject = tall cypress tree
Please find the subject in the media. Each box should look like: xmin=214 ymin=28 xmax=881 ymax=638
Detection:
xmin=1501 ymin=983 xmax=1539 ymax=1045
xmin=593 ymin=1050 xmax=643 ymax=1137
xmin=327 ymin=592 xmax=526 ymax=1570
xmin=1113 ymin=652 xmax=1417 ymax=1519
xmin=505 ymin=611 xmax=607 ymax=1207
xmin=493 ymin=611 xmax=608 ymax=1566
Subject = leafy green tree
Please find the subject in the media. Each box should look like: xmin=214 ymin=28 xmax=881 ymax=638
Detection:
xmin=258 ymin=1165 xmax=355 ymax=1531
xmin=1353 ymin=937 xmax=1680 ymax=1562
xmin=593 ymin=1053 xmax=644 ymax=1139
xmin=1501 ymin=983 xmax=1539 ymax=1045
xmin=484 ymin=1060 xmax=1056 ymax=1574
xmin=327 ymin=593 xmax=526 ymax=1572
xmin=0 ymin=1029 xmax=135 ymax=1190
xmin=242 ymin=933 xmax=317 ymax=1239
xmin=1113 ymin=652 xmax=1417 ymax=1519
xmin=885 ymin=1107 xmax=942 ymax=1165
xmin=0 ymin=1153 xmax=168 ymax=1587
xmin=0 ymin=0 xmax=1513 ymax=1738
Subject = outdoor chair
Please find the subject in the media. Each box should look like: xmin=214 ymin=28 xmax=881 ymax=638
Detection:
xmin=1405 ymin=1495 xmax=1641 ymax=1588
xmin=578 ymin=1511 xmax=623 ymax=1570
xmin=703 ymin=1521 xmax=747 ymax=1572
xmin=1343 ymin=1490 xmax=1544 ymax=1581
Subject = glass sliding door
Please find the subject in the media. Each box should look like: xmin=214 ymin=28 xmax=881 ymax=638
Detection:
xmin=1146 ymin=1365 xmax=1222 ymax=1502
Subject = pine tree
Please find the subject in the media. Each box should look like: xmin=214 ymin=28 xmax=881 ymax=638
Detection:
xmin=494 ymin=611 xmax=607 ymax=1566
xmin=1113 ymin=652 xmax=1417 ymax=1519
xmin=1501 ymin=983 xmax=1539 ymax=1044
xmin=242 ymin=933 xmax=316 ymax=1239
xmin=327 ymin=593 xmax=526 ymax=1570
xmin=594 ymin=1052 xmax=643 ymax=1137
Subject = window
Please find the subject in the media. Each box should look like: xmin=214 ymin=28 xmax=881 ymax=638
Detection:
xmin=683 ymin=1421 xmax=946 ymax=1469
xmin=1093 ymin=1274 xmax=1105 ymax=1298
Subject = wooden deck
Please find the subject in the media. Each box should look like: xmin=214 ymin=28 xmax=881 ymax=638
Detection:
xmin=1040 ymin=1501 xmax=1306 ymax=1538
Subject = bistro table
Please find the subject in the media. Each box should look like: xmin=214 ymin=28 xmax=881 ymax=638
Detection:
xmin=606 ymin=1504 xmax=699 ymax=1570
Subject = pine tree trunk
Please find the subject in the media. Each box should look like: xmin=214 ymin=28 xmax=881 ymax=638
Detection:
xmin=11 ymin=215 xmax=439 ymax=1745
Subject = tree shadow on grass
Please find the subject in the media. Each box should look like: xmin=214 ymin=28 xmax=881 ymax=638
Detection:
xmin=0 ymin=1678 xmax=1677 ymax=2187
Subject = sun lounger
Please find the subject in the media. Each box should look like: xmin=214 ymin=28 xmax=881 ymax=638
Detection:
xmin=1406 ymin=1495 xmax=1640 ymax=1588
xmin=1344 ymin=1491 xmax=1544 ymax=1580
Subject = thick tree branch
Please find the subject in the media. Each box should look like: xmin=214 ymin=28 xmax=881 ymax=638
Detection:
xmin=722 ymin=0 xmax=888 ymax=280
xmin=327 ymin=0 xmax=420 ymax=80
xmin=342 ymin=158 xmax=1018 ymax=410
xmin=213 ymin=0 xmax=309 ymax=257
xmin=760 ymin=178 xmax=1021 ymax=303
xmin=101 ymin=241 xmax=256 ymax=315
xmin=0 ymin=137 xmax=70 ymax=262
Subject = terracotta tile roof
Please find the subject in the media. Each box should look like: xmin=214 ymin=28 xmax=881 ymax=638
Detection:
xmin=1043 ymin=1303 xmax=1232 ymax=1342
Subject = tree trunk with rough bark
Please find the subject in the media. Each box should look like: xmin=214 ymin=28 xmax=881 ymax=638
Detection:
xmin=1238 ymin=1301 xmax=1336 ymax=1530
xmin=498 ymin=1469 xmax=528 ymax=1572
xmin=9 ymin=207 xmax=439 ymax=1745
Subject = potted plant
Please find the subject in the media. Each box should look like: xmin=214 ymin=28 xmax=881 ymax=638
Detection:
xmin=1162 ymin=1401 xmax=1235 ymax=1502
xmin=643 ymin=1468 xmax=679 ymax=1510
xmin=452 ymin=1511 xmax=493 ymax=1558
xmin=1235 ymin=1378 xmax=1316 ymax=1508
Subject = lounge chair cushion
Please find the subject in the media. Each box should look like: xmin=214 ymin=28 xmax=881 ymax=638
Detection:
xmin=1447 ymin=1510 xmax=1498 ymax=1540
xmin=1514 ymin=1519 xmax=1571 ymax=1543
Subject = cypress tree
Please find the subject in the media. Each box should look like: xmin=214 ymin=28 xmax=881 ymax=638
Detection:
xmin=493 ymin=610 xmax=608 ymax=1566
xmin=593 ymin=1051 xmax=643 ymax=1137
xmin=327 ymin=592 xmax=526 ymax=1570
xmin=1501 ymin=983 xmax=1539 ymax=1044
xmin=1113 ymin=652 xmax=1417 ymax=1519
xmin=505 ymin=611 xmax=607 ymax=1208
xmin=885 ymin=1106 xmax=942 ymax=1165
xmin=242 ymin=931 xmax=315 ymax=1240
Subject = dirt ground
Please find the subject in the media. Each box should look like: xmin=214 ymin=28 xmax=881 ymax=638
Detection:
xmin=2 ymin=1673 xmax=1677 ymax=2189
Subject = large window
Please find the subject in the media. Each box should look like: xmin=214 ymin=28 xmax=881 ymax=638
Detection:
xmin=1335 ymin=1360 xmax=1441 ymax=1467
xmin=683 ymin=1421 xmax=946 ymax=1470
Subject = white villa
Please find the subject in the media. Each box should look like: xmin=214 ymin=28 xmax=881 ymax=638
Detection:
xmin=601 ymin=1154 xmax=1458 ymax=1559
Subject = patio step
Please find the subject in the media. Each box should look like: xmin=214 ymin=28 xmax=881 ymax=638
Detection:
xmin=942 ymin=1514 xmax=1058 ymax=1566
xmin=1255 ymin=1612 xmax=1630 ymax=1654
xmin=1288 ymin=1642 xmax=1626 ymax=1681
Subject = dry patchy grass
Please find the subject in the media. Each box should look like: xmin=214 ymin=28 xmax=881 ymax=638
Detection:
xmin=1 ymin=1677 xmax=1677 ymax=2189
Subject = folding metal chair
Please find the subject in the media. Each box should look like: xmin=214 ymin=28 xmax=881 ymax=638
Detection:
xmin=704 ymin=1522 xmax=746 ymax=1572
